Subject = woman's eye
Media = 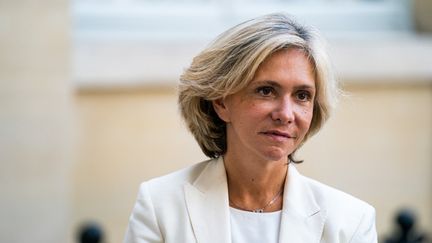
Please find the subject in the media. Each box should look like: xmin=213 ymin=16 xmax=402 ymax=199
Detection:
xmin=296 ymin=91 xmax=311 ymax=101
xmin=256 ymin=86 xmax=274 ymax=96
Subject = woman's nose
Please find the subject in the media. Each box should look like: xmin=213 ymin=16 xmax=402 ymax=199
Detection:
xmin=271 ymin=98 xmax=295 ymax=124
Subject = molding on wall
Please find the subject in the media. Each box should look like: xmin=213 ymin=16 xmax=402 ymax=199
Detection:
xmin=73 ymin=35 xmax=432 ymax=88
xmin=329 ymin=35 xmax=432 ymax=84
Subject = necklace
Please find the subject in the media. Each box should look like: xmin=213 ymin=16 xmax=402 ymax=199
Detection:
xmin=229 ymin=188 xmax=283 ymax=213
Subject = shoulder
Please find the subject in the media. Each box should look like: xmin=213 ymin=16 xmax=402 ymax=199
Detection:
xmin=137 ymin=158 xmax=214 ymax=199
xmin=299 ymin=173 xmax=377 ymax=242
xmin=126 ymin=159 xmax=215 ymax=242
xmin=302 ymin=174 xmax=374 ymax=214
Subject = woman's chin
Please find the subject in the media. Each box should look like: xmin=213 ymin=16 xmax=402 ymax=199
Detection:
xmin=260 ymin=148 xmax=291 ymax=162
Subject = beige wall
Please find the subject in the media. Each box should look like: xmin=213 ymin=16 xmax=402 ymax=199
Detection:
xmin=73 ymin=84 xmax=431 ymax=243
xmin=0 ymin=1 xmax=73 ymax=243
xmin=72 ymin=88 xmax=207 ymax=242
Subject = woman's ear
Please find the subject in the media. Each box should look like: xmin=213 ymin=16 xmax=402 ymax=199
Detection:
xmin=212 ymin=98 xmax=231 ymax=122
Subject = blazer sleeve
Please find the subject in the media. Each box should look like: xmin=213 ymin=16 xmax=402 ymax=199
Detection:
xmin=124 ymin=182 xmax=164 ymax=243
xmin=349 ymin=205 xmax=377 ymax=243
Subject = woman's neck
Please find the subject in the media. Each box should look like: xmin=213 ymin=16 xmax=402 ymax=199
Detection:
xmin=223 ymin=152 xmax=288 ymax=212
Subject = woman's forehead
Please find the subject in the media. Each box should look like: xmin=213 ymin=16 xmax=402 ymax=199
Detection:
xmin=249 ymin=49 xmax=315 ymax=86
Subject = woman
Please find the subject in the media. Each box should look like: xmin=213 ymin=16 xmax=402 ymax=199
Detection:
xmin=125 ymin=13 xmax=377 ymax=243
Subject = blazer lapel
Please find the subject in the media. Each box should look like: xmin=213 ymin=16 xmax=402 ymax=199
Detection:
xmin=279 ymin=164 xmax=326 ymax=243
xmin=184 ymin=157 xmax=231 ymax=243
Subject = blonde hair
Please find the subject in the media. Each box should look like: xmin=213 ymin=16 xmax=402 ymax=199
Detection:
xmin=178 ymin=13 xmax=338 ymax=159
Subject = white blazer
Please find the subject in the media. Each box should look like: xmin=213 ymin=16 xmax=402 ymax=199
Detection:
xmin=124 ymin=157 xmax=377 ymax=243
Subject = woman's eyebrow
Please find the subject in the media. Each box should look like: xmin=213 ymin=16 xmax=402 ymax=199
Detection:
xmin=252 ymin=81 xmax=315 ymax=91
xmin=295 ymin=84 xmax=316 ymax=91
xmin=252 ymin=80 xmax=281 ymax=88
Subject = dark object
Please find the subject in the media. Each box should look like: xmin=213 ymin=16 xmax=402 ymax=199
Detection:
xmin=384 ymin=209 xmax=429 ymax=243
xmin=77 ymin=222 xmax=104 ymax=243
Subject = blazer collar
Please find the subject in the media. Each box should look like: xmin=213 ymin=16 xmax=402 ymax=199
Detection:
xmin=279 ymin=164 xmax=326 ymax=242
xmin=184 ymin=158 xmax=326 ymax=243
xmin=183 ymin=157 xmax=231 ymax=243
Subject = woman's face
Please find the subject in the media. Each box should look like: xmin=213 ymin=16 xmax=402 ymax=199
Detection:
xmin=213 ymin=48 xmax=315 ymax=162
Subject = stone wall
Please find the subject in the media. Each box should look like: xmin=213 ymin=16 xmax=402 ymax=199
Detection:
xmin=0 ymin=1 xmax=74 ymax=243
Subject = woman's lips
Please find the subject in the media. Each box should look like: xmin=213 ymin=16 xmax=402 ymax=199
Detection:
xmin=260 ymin=130 xmax=296 ymax=141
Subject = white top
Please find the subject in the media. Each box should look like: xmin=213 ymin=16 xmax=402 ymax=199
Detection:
xmin=230 ymin=207 xmax=282 ymax=243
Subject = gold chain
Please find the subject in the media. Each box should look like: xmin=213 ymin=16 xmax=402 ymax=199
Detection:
xmin=229 ymin=188 xmax=283 ymax=213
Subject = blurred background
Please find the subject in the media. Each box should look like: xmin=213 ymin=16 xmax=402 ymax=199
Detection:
xmin=1 ymin=0 xmax=431 ymax=242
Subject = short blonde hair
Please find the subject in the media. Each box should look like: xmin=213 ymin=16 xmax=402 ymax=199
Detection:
xmin=178 ymin=13 xmax=338 ymax=159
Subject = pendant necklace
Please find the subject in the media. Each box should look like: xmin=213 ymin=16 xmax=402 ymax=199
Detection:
xmin=229 ymin=187 xmax=283 ymax=213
